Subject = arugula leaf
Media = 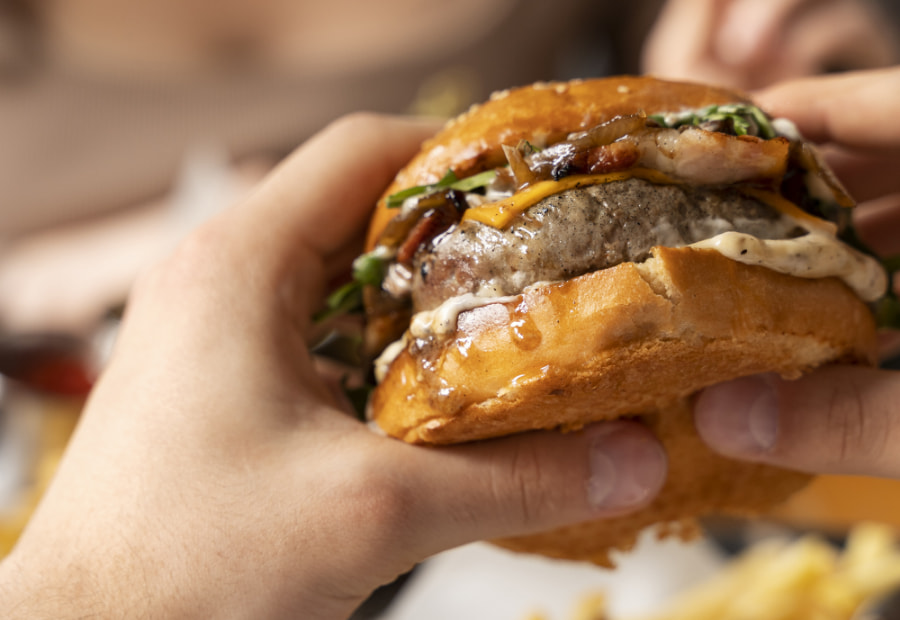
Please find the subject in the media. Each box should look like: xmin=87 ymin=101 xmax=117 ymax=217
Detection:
xmin=653 ymin=104 xmax=776 ymax=139
xmin=314 ymin=252 xmax=387 ymax=322
xmin=386 ymin=169 xmax=497 ymax=208
xmin=876 ymin=253 xmax=900 ymax=331
xmin=316 ymin=281 xmax=363 ymax=322
xmin=745 ymin=104 xmax=777 ymax=139
xmin=876 ymin=292 xmax=900 ymax=331
xmin=351 ymin=252 xmax=388 ymax=287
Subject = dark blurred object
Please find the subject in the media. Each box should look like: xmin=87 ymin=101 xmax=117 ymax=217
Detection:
xmin=855 ymin=586 xmax=900 ymax=620
xmin=0 ymin=0 xmax=38 ymax=78
xmin=349 ymin=568 xmax=418 ymax=620
xmin=0 ymin=332 xmax=91 ymax=557
xmin=0 ymin=333 xmax=94 ymax=397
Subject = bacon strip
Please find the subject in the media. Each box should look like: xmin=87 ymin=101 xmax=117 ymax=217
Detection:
xmin=633 ymin=128 xmax=790 ymax=186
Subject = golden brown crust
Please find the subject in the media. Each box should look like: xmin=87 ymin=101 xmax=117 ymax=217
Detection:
xmin=371 ymin=248 xmax=876 ymax=444
xmin=369 ymin=248 xmax=876 ymax=563
xmin=365 ymin=76 xmax=752 ymax=250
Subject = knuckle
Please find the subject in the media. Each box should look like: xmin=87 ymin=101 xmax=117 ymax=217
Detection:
xmin=136 ymin=220 xmax=232 ymax=300
xmin=323 ymin=112 xmax=389 ymax=142
xmin=487 ymin=439 xmax=559 ymax=531
xmin=336 ymin=449 xmax=417 ymax=541
xmin=816 ymin=380 xmax=893 ymax=471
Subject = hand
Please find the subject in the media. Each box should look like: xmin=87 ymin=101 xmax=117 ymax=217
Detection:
xmin=0 ymin=114 xmax=666 ymax=619
xmin=694 ymin=68 xmax=900 ymax=478
xmin=642 ymin=0 xmax=899 ymax=91
xmin=754 ymin=67 xmax=900 ymax=258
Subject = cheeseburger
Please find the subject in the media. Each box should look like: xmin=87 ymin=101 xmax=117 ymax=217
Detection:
xmin=333 ymin=76 xmax=887 ymax=565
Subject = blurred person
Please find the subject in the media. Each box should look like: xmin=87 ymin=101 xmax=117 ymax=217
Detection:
xmin=642 ymin=0 xmax=900 ymax=90
xmin=0 ymin=0 xmax=660 ymax=336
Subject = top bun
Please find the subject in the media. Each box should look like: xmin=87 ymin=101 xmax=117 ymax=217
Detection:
xmin=366 ymin=76 xmax=752 ymax=249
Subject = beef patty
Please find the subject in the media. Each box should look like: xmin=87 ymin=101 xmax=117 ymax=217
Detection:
xmin=411 ymin=177 xmax=802 ymax=312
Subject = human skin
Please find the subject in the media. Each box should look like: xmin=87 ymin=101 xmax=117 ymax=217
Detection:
xmin=642 ymin=0 xmax=899 ymax=91
xmin=0 ymin=114 xmax=666 ymax=619
xmin=695 ymin=67 xmax=900 ymax=478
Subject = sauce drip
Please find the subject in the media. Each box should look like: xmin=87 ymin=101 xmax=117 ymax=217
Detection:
xmin=508 ymin=304 xmax=542 ymax=351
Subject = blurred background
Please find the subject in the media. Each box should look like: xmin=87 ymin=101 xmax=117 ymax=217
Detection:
xmin=1 ymin=0 xmax=900 ymax=618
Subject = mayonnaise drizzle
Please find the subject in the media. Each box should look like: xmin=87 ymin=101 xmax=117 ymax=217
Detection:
xmin=374 ymin=292 xmax=519 ymax=382
xmin=690 ymin=230 xmax=886 ymax=302
xmin=409 ymin=292 xmax=519 ymax=339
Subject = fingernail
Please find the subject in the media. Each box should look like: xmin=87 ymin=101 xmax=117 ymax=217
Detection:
xmin=586 ymin=425 xmax=667 ymax=510
xmin=695 ymin=375 xmax=779 ymax=456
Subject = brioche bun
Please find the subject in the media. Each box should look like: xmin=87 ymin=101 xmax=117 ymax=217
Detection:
xmin=362 ymin=76 xmax=879 ymax=565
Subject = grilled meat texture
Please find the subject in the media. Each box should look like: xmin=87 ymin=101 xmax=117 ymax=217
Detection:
xmin=410 ymin=178 xmax=802 ymax=312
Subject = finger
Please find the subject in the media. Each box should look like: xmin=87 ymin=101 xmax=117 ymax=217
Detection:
xmin=641 ymin=0 xmax=735 ymax=84
xmin=714 ymin=0 xmax=814 ymax=67
xmin=219 ymin=113 xmax=441 ymax=277
xmin=878 ymin=330 xmax=900 ymax=361
xmin=855 ymin=193 xmax=900 ymax=257
xmin=754 ymin=68 xmax=900 ymax=149
xmin=821 ymin=146 xmax=900 ymax=204
xmin=156 ymin=114 xmax=440 ymax=331
xmin=394 ymin=421 xmax=668 ymax=557
xmin=694 ymin=367 xmax=900 ymax=478
xmin=776 ymin=0 xmax=899 ymax=77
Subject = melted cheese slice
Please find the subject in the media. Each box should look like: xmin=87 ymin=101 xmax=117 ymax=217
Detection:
xmin=461 ymin=167 xmax=836 ymax=234
xmin=463 ymin=169 xmax=671 ymax=228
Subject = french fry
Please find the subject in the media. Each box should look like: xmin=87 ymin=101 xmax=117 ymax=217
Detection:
xmin=536 ymin=523 xmax=900 ymax=620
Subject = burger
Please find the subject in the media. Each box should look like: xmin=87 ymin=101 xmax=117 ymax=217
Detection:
xmin=327 ymin=76 xmax=887 ymax=566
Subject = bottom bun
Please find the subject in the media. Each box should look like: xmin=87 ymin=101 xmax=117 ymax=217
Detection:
xmin=370 ymin=247 xmax=877 ymax=563
xmin=492 ymin=398 xmax=811 ymax=566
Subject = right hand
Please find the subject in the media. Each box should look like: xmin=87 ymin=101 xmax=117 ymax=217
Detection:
xmin=755 ymin=67 xmax=900 ymax=257
xmin=694 ymin=67 xmax=900 ymax=478
xmin=642 ymin=0 xmax=900 ymax=91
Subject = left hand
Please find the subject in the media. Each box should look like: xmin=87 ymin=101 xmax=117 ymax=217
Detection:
xmin=0 ymin=114 xmax=667 ymax=620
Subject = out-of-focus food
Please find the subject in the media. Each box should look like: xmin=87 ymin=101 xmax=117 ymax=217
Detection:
xmin=531 ymin=523 xmax=900 ymax=620
xmin=0 ymin=391 xmax=81 ymax=556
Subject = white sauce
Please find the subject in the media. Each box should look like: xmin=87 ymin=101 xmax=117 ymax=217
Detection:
xmin=409 ymin=292 xmax=519 ymax=339
xmin=772 ymin=118 xmax=802 ymax=141
xmin=373 ymin=292 xmax=518 ymax=382
xmin=374 ymin=337 xmax=409 ymax=383
xmin=383 ymin=262 xmax=413 ymax=297
xmin=690 ymin=231 xmax=887 ymax=302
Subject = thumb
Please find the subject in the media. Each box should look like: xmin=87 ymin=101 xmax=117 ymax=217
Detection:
xmin=400 ymin=420 xmax=667 ymax=557
xmin=694 ymin=366 xmax=900 ymax=477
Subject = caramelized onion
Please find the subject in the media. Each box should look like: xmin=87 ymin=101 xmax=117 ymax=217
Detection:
xmin=503 ymin=143 xmax=539 ymax=188
xmin=377 ymin=191 xmax=466 ymax=251
xmin=796 ymin=142 xmax=855 ymax=208
xmin=567 ymin=113 xmax=648 ymax=150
